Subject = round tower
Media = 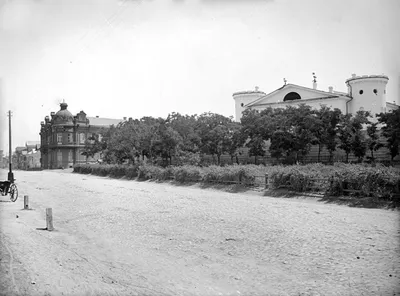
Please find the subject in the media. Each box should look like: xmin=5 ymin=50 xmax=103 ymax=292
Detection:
xmin=345 ymin=74 xmax=389 ymax=115
xmin=233 ymin=86 xmax=266 ymax=121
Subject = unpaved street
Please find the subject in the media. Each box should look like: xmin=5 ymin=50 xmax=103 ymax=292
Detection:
xmin=0 ymin=169 xmax=399 ymax=296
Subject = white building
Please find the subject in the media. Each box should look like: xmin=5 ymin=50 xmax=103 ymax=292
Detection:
xmin=233 ymin=74 xmax=399 ymax=122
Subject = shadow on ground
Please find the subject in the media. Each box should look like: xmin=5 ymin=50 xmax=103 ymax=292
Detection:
xmin=263 ymin=189 xmax=399 ymax=210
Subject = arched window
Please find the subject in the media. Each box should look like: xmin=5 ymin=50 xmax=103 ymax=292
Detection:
xmin=283 ymin=92 xmax=301 ymax=101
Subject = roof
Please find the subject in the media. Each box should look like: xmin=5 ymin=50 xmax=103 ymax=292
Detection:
xmin=386 ymin=102 xmax=399 ymax=109
xmin=233 ymin=90 xmax=266 ymax=96
xmin=251 ymin=95 xmax=351 ymax=107
xmin=15 ymin=146 xmax=26 ymax=152
xmin=246 ymin=83 xmax=350 ymax=107
xmin=87 ymin=117 xmax=123 ymax=127
xmin=26 ymin=141 xmax=40 ymax=147
xmin=53 ymin=102 xmax=74 ymax=124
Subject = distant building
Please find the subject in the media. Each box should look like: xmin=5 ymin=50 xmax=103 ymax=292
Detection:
xmin=40 ymin=102 xmax=123 ymax=169
xmin=233 ymin=74 xmax=399 ymax=121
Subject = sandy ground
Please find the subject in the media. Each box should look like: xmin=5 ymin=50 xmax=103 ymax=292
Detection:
xmin=0 ymin=168 xmax=399 ymax=296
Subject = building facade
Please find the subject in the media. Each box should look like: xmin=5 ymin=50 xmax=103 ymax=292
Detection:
xmin=233 ymin=74 xmax=399 ymax=121
xmin=40 ymin=102 xmax=123 ymax=169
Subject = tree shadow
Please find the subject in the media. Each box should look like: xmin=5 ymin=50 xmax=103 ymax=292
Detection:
xmin=263 ymin=189 xmax=399 ymax=209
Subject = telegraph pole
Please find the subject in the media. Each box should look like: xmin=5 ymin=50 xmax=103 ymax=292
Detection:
xmin=7 ymin=110 xmax=14 ymax=182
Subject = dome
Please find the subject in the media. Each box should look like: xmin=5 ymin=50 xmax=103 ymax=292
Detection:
xmin=53 ymin=102 xmax=74 ymax=123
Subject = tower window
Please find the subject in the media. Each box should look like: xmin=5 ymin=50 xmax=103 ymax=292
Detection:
xmin=359 ymin=90 xmax=364 ymax=95
xmin=373 ymin=89 xmax=378 ymax=94
xmin=241 ymin=103 xmax=244 ymax=107
xmin=283 ymin=92 xmax=301 ymax=101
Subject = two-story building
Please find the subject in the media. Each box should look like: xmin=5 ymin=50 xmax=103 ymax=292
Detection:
xmin=233 ymin=74 xmax=399 ymax=122
xmin=40 ymin=102 xmax=123 ymax=169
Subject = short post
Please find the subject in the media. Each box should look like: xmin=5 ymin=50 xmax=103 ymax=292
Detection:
xmin=46 ymin=208 xmax=54 ymax=231
xmin=24 ymin=195 xmax=29 ymax=210
xmin=265 ymin=173 xmax=269 ymax=189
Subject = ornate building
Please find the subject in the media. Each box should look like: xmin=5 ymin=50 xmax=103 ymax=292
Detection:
xmin=40 ymin=102 xmax=123 ymax=169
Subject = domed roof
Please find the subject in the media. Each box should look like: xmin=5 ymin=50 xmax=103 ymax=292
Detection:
xmin=53 ymin=102 xmax=74 ymax=124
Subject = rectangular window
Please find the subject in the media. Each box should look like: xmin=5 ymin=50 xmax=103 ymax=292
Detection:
xmin=68 ymin=149 xmax=73 ymax=161
xmin=57 ymin=133 xmax=62 ymax=144
xmin=79 ymin=133 xmax=86 ymax=144
xmin=57 ymin=150 xmax=62 ymax=162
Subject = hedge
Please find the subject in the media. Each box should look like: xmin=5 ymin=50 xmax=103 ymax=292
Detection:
xmin=73 ymin=163 xmax=400 ymax=200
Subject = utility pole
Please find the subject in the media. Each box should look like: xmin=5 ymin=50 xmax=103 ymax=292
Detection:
xmin=7 ymin=110 xmax=14 ymax=182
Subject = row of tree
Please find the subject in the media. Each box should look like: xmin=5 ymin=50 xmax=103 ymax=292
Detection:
xmin=82 ymin=105 xmax=400 ymax=165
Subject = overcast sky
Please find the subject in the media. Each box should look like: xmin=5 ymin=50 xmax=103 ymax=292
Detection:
xmin=0 ymin=0 xmax=399 ymax=153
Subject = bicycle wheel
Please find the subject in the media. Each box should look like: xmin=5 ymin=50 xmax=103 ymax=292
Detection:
xmin=9 ymin=183 xmax=18 ymax=202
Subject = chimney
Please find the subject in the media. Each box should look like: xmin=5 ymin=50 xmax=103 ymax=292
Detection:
xmin=96 ymin=116 xmax=99 ymax=118
xmin=313 ymin=82 xmax=317 ymax=90
xmin=50 ymin=112 xmax=55 ymax=119
xmin=351 ymin=73 xmax=356 ymax=78
xmin=328 ymin=86 xmax=333 ymax=93
xmin=128 ymin=117 xmax=132 ymax=121
xmin=255 ymin=86 xmax=259 ymax=92
xmin=123 ymin=117 xmax=127 ymax=120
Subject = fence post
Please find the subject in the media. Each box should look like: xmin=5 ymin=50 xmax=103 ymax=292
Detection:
xmin=24 ymin=195 xmax=29 ymax=210
xmin=46 ymin=208 xmax=54 ymax=231
xmin=338 ymin=177 xmax=343 ymax=195
xmin=265 ymin=173 xmax=269 ymax=189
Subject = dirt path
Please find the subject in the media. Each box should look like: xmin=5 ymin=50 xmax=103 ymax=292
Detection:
xmin=0 ymin=169 xmax=399 ymax=296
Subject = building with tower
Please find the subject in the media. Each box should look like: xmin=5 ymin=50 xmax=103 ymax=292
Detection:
xmin=40 ymin=102 xmax=123 ymax=169
xmin=233 ymin=74 xmax=399 ymax=122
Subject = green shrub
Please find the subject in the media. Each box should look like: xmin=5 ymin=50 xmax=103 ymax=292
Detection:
xmin=138 ymin=164 xmax=171 ymax=180
xmin=172 ymin=165 xmax=203 ymax=182
xmin=125 ymin=166 xmax=139 ymax=179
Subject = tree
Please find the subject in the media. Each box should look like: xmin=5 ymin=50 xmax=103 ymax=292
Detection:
xmin=314 ymin=106 xmax=342 ymax=163
xmin=81 ymin=132 xmax=105 ymax=163
xmin=365 ymin=122 xmax=383 ymax=162
xmin=196 ymin=112 xmax=234 ymax=164
xmin=337 ymin=114 xmax=353 ymax=162
xmin=377 ymin=108 xmax=400 ymax=161
xmin=154 ymin=122 xmax=183 ymax=166
xmin=351 ymin=111 xmax=370 ymax=162
xmin=166 ymin=112 xmax=200 ymax=153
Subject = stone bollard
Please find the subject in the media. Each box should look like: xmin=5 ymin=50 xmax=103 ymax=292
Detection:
xmin=24 ymin=195 xmax=29 ymax=210
xmin=46 ymin=208 xmax=54 ymax=231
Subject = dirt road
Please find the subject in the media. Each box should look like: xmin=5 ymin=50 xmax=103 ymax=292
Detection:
xmin=0 ymin=169 xmax=399 ymax=296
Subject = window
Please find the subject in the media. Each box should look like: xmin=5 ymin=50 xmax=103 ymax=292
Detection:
xmin=359 ymin=90 xmax=363 ymax=95
xmin=67 ymin=133 xmax=73 ymax=143
xmin=283 ymin=92 xmax=301 ymax=101
xmin=373 ymin=89 xmax=378 ymax=94
xmin=57 ymin=133 xmax=62 ymax=144
xmin=68 ymin=149 xmax=73 ymax=161
xmin=79 ymin=133 xmax=86 ymax=144
xmin=57 ymin=150 xmax=62 ymax=162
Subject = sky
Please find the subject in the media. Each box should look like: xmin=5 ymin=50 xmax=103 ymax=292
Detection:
xmin=0 ymin=0 xmax=399 ymax=154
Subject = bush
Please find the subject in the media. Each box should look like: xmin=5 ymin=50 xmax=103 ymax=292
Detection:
xmin=137 ymin=164 xmax=171 ymax=180
xmin=172 ymin=165 xmax=203 ymax=182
